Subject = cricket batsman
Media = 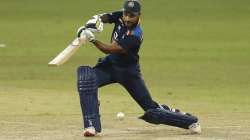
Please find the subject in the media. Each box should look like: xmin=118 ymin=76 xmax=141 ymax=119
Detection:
xmin=76 ymin=0 xmax=201 ymax=137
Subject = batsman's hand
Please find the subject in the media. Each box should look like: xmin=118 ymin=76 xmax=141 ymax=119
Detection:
xmin=83 ymin=29 xmax=96 ymax=43
xmin=85 ymin=15 xmax=104 ymax=33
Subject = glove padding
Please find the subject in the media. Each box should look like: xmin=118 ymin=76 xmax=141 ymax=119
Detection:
xmin=77 ymin=26 xmax=86 ymax=38
xmin=85 ymin=15 xmax=104 ymax=33
xmin=77 ymin=15 xmax=103 ymax=38
xmin=81 ymin=29 xmax=95 ymax=43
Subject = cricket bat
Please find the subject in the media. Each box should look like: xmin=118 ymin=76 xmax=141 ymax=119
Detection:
xmin=48 ymin=37 xmax=86 ymax=66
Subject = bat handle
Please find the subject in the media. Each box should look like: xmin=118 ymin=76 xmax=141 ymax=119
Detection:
xmin=72 ymin=36 xmax=86 ymax=46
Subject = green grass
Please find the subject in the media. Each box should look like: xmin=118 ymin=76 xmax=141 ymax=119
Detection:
xmin=0 ymin=0 xmax=250 ymax=139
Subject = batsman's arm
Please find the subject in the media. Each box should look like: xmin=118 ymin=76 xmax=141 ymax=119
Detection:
xmin=100 ymin=14 xmax=109 ymax=23
xmin=92 ymin=40 xmax=126 ymax=54
xmin=100 ymin=11 xmax=123 ymax=24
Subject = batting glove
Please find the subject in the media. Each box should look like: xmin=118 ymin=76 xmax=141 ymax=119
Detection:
xmin=77 ymin=26 xmax=86 ymax=38
xmin=85 ymin=15 xmax=104 ymax=33
xmin=84 ymin=29 xmax=96 ymax=43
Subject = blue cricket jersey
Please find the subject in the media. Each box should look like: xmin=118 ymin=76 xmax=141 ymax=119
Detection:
xmin=103 ymin=11 xmax=143 ymax=67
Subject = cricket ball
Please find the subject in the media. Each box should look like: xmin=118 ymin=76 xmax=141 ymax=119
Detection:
xmin=116 ymin=112 xmax=125 ymax=120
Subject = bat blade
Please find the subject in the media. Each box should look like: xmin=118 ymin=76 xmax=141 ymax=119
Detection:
xmin=48 ymin=37 xmax=86 ymax=66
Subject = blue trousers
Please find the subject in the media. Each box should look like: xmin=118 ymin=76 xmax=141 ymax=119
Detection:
xmin=77 ymin=61 xmax=198 ymax=131
xmin=94 ymin=61 xmax=158 ymax=111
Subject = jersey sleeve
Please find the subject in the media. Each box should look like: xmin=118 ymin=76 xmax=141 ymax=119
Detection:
xmin=103 ymin=11 xmax=123 ymax=24
xmin=116 ymin=35 xmax=141 ymax=51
